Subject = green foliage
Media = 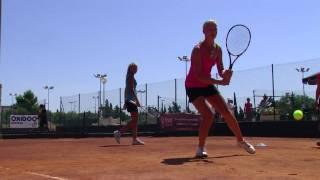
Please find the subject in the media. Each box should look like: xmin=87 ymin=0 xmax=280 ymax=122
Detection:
xmin=1 ymin=109 xmax=14 ymax=127
xmin=167 ymin=101 xmax=181 ymax=113
xmin=51 ymin=111 xmax=99 ymax=127
xmin=0 ymin=90 xmax=39 ymax=127
xmin=102 ymin=100 xmax=130 ymax=121
xmin=49 ymin=99 xmax=131 ymax=127
xmin=14 ymin=90 xmax=39 ymax=114
xmin=274 ymin=93 xmax=316 ymax=120
xmin=162 ymin=106 xmax=167 ymax=113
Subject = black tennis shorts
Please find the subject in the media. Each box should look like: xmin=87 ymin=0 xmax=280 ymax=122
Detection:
xmin=186 ymin=85 xmax=220 ymax=103
xmin=125 ymin=100 xmax=138 ymax=113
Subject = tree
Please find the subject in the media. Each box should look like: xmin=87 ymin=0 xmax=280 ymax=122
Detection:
xmin=14 ymin=90 xmax=39 ymax=114
xmin=276 ymin=93 xmax=316 ymax=120
xmin=113 ymin=105 xmax=120 ymax=118
xmin=168 ymin=102 xmax=181 ymax=113
xmin=101 ymin=99 xmax=130 ymax=121
xmin=238 ymin=107 xmax=244 ymax=121
xmin=102 ymin=99 xmax=114 ymax=117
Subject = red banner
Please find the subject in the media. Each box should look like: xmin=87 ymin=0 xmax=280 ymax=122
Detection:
xmin=159 ymin=113 xmax=202 ymax=131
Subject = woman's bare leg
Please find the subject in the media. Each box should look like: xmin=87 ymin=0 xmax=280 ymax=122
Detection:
xmin=120 ymin=111 xmax=139 ymax=139
xmin=206 ymin=95 xmax=243 ymax=142
xmin=192 ymin=97 xmax=214 ymax=148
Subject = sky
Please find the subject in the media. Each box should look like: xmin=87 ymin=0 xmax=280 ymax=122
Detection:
xmin=1 ymin=0 xmax=320 ymax=111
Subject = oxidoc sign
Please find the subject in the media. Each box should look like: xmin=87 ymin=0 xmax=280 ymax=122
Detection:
xmin=10 ymin=115 xmax=39 ymax=128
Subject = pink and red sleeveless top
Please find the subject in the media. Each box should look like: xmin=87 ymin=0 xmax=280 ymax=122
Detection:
xmin=185 ymin=43 xmax=219 ymax=88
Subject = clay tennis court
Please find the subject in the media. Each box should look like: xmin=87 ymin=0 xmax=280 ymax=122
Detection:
xmin=0 ymin=136 xmax=319 ymax=180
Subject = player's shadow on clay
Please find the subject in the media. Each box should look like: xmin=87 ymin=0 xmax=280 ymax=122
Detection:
xmin=161 ymin=154 xmax=247 ymax=165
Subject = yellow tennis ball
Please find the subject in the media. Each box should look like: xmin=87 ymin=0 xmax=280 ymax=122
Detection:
xmin=293 ymin=110 xmax=303 ymax=121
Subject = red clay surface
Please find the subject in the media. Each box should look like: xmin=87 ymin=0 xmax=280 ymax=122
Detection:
xmin=0 ymin=136 xmax=320 ymax=180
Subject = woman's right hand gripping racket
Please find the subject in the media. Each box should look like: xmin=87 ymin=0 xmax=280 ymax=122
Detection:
xmin=226 ymin=24 xmax=251 ymax=69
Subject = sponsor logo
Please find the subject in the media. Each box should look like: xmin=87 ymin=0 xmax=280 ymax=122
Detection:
xmin=10 ymin=115 xmax=38 ymax=122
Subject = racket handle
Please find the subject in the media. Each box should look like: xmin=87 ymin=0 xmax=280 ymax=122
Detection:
xmin=229 ymin=63 xmax=233 ymax=70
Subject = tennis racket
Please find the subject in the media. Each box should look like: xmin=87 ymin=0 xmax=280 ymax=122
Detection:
xmin=226 ymin=24 xmax=251 ymax=69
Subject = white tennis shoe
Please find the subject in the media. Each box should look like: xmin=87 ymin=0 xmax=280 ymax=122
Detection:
xmin=113 ymin=130 xmax=121 ymax=144
xmin=132 ymin=138 xmax=145 ymax=145
xmin=238 ymin=140 xmax=256 ymax=154
xmin=195 ymin=147 xmax=208 ymax=158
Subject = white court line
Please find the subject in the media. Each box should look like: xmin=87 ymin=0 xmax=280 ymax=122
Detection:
xmin=0 ymin=166 xmax=11 ymax=171
xmin=25 ymin=171 xmax=68 ymax=180
xmin=0 ymin=166 xmax=68 ymax=180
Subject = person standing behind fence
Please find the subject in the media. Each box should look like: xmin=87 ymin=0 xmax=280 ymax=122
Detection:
xmin=38 ymin=104 xmax=48 ymax=131
xmin=256 ymin=94 xmax=268 ymax=121
xmin=185 ymin=19 xmax=255 ymax=158
xmin=244 ymin=98 xmax=253 ymax=121
xmin=113 ymin=63 xmax=145 ymax=145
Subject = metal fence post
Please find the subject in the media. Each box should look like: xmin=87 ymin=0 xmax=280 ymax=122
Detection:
xmin=119 ymin=88 xmax=122 ymax=126
xmin=145 ymin=83 xmax=148 ymax=123
xmin=272 ymin=64 xmax=275 ymax=121
xmin=174 ymin=79 xmax=177 ymax=107
xmin=157 ymin=95 xmax=160 ymax=112
xmin=78 ymin=94 xmax=81 ymax=115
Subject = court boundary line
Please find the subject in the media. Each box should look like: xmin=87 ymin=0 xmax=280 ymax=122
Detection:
xmin=25 ymin=171 xmax=68 ymax=180
xmin=0 ymin=166 xmax=68 ymax=180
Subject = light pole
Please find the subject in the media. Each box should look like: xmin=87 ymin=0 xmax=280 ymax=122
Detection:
xmin=161 ymin=99 xmax=165 ymax=113
xmin=102 ymin=77 xmax=107 ymax=106
xmin=94 ymin=74 xmax=107 ymax=109
xmin=101 ymin=77 xmax=107 ymax=107
xmin=296 ymin=67 xmax=310 ymax=109
xmin=0 ymin=84 xmax=2 ymax=106
xmin=157 ymin=95 xmax=163 ymax=112
xmin=9 ymin=93 xmax=17 ymax=106
xmin=178 ymin=56 xmax=190 ymax=77
xmin=44 ymin=85 xmax=54 ymax=130
xmin=68 ymin=101 xmax=74 ymax=112
xmin=68 ymin=100 xmax=77 ymax=112
xmin=94 ymin=73 xmax=107 ymax=126
xmin=137 ymin=90 xmax=146 ymax=105
xmin=178 ymin=56 xmax=190 ymax=112
xmin=43 ymin=85 xmax=54 ymax=113
xmin=92 ymin=96 xmax=98 ymax=114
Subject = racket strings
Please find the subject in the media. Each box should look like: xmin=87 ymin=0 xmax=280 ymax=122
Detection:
xmin=226 ymin=26 xmax=251 ymax=56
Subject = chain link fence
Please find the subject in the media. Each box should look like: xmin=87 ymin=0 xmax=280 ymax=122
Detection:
xmin=1 ymin=58 xmax=320 ymax=130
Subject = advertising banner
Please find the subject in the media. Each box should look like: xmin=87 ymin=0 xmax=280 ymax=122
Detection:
xmin=159 ymin=113 xmax=201 ymax=131
xmin=10 ymin=115 xmax=39 ymax=128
